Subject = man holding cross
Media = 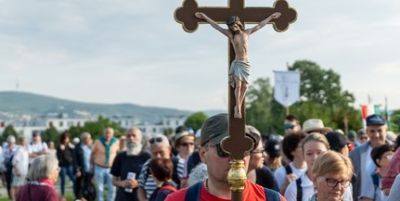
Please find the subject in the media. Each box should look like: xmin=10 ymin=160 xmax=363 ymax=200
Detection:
xmin=195 ymin=12 xmax=281 ymax=119
xmin=165 ymin=113 xmax=285 ymax=201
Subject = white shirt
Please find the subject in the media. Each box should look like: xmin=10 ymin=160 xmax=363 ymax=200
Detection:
xmin=274 ymin=162 xmax=307 ymax=190
xmin=28 ymin=142 xmax=48 ymax=154
xmin=12 ymin=146 xmax=29 ymax=176
xmin=285 ymin=173 xmax=314 ymax=201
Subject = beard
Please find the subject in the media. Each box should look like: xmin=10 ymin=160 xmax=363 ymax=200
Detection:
xmin=126 ymin=141 xmax=143 ymax=156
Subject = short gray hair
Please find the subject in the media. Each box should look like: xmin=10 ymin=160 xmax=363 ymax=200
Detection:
xmin=27 ymin=154 xmax=59 ymax=181
xmin=80 ymin=132 xmax=91 ymax=140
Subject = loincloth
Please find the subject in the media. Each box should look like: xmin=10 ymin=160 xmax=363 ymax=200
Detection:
xmin=229 ymin=60 xmax=251 ymax=88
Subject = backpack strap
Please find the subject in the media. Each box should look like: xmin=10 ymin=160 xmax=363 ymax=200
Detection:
xmin=371 ymin=173 xmax=380 ymax=199
xmin=160 ymin=185 xmax=177 ymax=193
xmin=296 ymin=178 xmax=302 ymax=201
xmin=171 ymin=157 xmax=181 ymax=189
xmin=264 ymin=188 xmax=281 ymax=201
xmin=284 ymin=165 xmax=293 ymax=175
xmin=185 ymin=181 xmax=202 ymax=201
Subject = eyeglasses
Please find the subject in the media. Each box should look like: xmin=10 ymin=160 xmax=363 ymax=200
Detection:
xmin=251 ymin=149 xmax=265 ymax=154
xmin=149 ymin=137 xmax=164 ymax=144
xmin=180 ymin=142 xmax=195 ymax=147
xmin=322 ymin=177 xmax=350 ymax=189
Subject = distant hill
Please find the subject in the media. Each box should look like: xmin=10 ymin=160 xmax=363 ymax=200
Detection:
xmin=0 ymin=91 xmax=192 ymax=123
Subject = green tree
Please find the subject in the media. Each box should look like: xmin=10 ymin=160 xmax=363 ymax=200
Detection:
xmin=68 ymin=116 xmax=125 ymax=140
xmin=0 ymin=125 xmax=18 ymax=144
xmin=42 ymin=127 xmax=59 ymax=144
xmin=246 ymin=78 xmax=277 ymax=134
xmin=390 ymin=110 xmax=400 ymax=132
xmin=184 ymin=112 xmax=208 ymax=132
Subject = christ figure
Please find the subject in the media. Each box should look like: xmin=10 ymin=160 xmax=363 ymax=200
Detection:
xmin=195 ymin=12 xmax=281 ymax=119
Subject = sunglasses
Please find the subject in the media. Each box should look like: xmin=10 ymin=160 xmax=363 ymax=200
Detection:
xmin=180 ymin=142 xmax=195 ymax=147
xmin=284 ymin=123 xmax=295 ymax=130
xmin=149 ymin=137 xmax=164 ymax=144
xmin=210 ymin=144 xmax=230 ymax=158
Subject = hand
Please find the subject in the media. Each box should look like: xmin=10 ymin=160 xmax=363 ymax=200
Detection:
xmin=124 ymin=179 xmax=138 ymax=189
xmin=195 ymin=12 xmax=206 ymax=19
xmin=285 ymin=173 xmax=297 ymax=184
xmin=271 ymin=12 xmax=281 ymax=19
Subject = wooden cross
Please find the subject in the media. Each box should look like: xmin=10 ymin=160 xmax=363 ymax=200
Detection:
xmin=175 ymin=1 xmax=296 ymax=200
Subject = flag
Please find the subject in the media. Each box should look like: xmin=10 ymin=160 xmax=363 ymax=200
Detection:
xmin=273 ymin=71 xmax=300 ymax=107
xmin=361 ymin=104 xmax=369 ymax=128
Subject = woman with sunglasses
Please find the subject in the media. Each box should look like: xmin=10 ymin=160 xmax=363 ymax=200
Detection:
xmin=310 ymin=151 xmax=353 ymax=201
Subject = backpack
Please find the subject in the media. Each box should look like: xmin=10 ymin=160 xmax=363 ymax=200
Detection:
xmin=184 ymin=182 xmax=281 ymax=201
xmin=82 ymin=173 xmax=96 ymax=201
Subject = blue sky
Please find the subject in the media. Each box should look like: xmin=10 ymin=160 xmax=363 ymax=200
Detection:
xmin=1 ymin=0 xmax=399 ymax=111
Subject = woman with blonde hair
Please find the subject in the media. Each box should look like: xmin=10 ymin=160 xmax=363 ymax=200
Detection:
xmin=284 ymin=133 xmax=331 ymax=201
xmin=310 ymin=151 xmax=353 ymax=201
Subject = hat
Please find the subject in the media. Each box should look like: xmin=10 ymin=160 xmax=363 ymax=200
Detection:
xmin=174 ymin=130 xmax=194 ymax=142
xmin=201 ymin=113 xmax=229 ymax=146
xmin=265 ymin=139 xmax=281 ymax=158
xmin=245 ymin=125 xmax=261 ymax=149
xmin=366 ymin=114 xmax=386 ymax=126
xmin=302 ymin=119 xmax=330 ymax=134
xmin=325 ymin=131 xmax=347 ymax=152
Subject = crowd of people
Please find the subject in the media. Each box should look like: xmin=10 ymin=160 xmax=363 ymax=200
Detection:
xmin=0 ymin=113 xmax=399 ymax=201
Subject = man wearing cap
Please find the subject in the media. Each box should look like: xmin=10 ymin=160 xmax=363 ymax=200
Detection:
xmin=349 ymin=114 xmax=388 ymax=201
xmin=165 ymin=113 xmax=285 ymax=201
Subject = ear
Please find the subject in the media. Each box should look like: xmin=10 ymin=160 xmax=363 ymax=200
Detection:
xmin=199 ymin=146 xmax=207 ymax=164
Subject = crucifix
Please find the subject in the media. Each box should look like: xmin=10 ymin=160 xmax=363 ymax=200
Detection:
xmin=175 ymin=0 xmax=296 ymax=200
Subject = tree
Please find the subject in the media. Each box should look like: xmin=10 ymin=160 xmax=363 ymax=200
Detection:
xmin=42 ymin=127 xmax=59 ymax=144
xmin=68 ymin=116 xmax=125 ymax=140
xmin=0 ymin=125 xmax=18 ymax=144
xmin=184 ymin=112 xmax=208 ymax=132
xmin=246 ymin=78 xmax=277 ymax=134
xmin=246 ymin=60 xmax=362 ymax=135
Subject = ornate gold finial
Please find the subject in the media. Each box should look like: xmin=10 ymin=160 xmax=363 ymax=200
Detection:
xmin=227 ymin=160 xmax=247 ymax=192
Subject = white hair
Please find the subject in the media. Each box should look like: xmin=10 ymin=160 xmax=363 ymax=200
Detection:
xmin=27 ymin=154 xmax=59 ymax=181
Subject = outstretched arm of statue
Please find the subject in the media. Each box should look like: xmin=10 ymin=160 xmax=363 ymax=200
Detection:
xmin=246 ymin=12 xmax=281 ymax=34
xmin=195 ymin=12 xmax=231 ymax=38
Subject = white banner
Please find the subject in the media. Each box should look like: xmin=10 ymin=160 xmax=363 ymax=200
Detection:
xmin=274 ymin=71 xmax=300 ymax=107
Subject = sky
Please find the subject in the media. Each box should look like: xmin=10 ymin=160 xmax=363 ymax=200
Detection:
xmin=0 ymin=0 xmax=399 ymax=112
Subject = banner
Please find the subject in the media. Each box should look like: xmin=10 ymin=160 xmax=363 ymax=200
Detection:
xmin=274 ymin=71 xmax=300 ymax=107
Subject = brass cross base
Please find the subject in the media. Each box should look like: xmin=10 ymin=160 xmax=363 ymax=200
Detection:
xmin=227 ymin=159 xmax=247 ymax=192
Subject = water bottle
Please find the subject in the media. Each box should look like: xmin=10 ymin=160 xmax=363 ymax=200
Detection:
xmin=125 ymin=172 xmax=136 ymax=193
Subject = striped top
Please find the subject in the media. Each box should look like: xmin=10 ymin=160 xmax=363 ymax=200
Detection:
xmin=138 ymin=156 xmax=185 ymax=199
